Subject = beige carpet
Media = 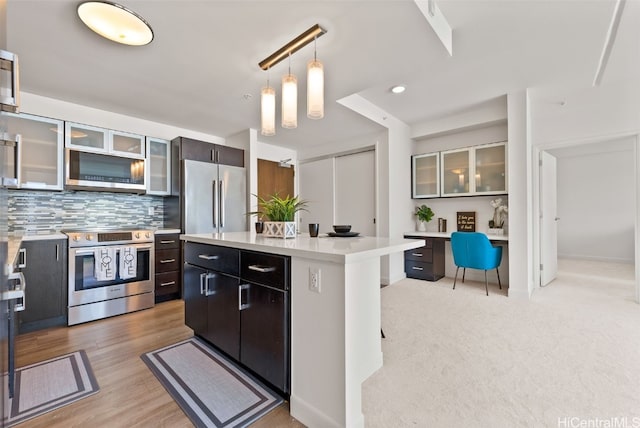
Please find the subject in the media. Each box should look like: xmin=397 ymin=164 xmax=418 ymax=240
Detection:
xmin=363 ymin=260 xmax=640 ymax=427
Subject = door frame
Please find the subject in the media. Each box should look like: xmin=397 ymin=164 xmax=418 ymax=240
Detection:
xmin=532 ymin=132 xmax=640 ymax=303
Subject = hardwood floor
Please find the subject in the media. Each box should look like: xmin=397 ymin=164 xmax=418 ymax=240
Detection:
xmin=15 ymin=300 xmax=304 ymax=428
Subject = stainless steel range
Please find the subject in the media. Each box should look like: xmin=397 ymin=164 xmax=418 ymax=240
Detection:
xmin=64 ymin=228 xmax=155 ymax=326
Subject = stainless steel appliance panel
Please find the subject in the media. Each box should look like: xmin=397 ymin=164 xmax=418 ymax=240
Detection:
xmin=184 ymin=159 xmax=246 ymax=234
xmin=219 ymin=164 xmax=246 ymax=233
xmin=184 ymin=159 xmax=216 ymax=234
xmin=68 ymin=292 xmax=154 ymax=326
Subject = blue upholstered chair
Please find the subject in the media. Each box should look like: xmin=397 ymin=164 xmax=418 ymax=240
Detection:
xmin=450 ymin=232 xmax=502 ymax=296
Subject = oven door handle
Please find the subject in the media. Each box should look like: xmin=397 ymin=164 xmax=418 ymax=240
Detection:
xmin=73 ymin=245 xmax=152 ymax=255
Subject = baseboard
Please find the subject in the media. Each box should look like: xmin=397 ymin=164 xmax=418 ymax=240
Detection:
xmin=508 ymin=286 xmax=532 ymax=299
xmin=558 ymin=254 xmax=634 ymax=264
xmin=289 ymin=395 xmax=344 ymax=428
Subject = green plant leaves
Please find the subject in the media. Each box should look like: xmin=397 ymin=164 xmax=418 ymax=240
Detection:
xmin=247 ymin=192 xmax=308 ymax=222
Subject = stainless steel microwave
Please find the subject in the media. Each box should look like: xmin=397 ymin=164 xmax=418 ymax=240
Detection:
xmin=65 ymin=149 xmax=146 ymax=193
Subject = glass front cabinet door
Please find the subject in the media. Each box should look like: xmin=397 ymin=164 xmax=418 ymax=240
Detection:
xmin=440 ymin=148 xmax=471 ymax=196
xmin=110 ymin=130 xmax=145 ymax=159
xmin=2 ymin=112 xmax=64 ymax=190
xmin=146 ymin=137 xmax=170 ymax=195
xmin=474 ymin=142 xmax=507 ymax=194
xmin=412 ymin=153 xmax=439 ymax=198
xmin=65 ymin=122 xmax=108 ymax=152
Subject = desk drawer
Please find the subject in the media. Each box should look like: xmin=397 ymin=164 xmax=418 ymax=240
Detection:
xmin=405 ymin=247 xmax=433 ymax=262
xmin=405 ymin=260 xmax=443 ymax=281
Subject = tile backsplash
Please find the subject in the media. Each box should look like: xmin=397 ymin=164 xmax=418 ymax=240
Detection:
xmin=8 ymin=190 xmax=165 ymax=235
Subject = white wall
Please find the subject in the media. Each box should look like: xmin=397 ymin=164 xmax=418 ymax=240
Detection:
xmin=20 ymin=92 xmax=226 ymax=144
xmin=553 ymin=141 xmax=635 ymax=263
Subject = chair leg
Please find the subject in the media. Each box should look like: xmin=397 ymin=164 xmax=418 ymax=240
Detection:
xmin=484 ymin=270 xmax=489 ymax=296
xmin=462 ymin=268 xmax=466 ymax=283
xmin=453 ymin=266 xmax=459 ymax=290
xmin=381 ymin=329 xmax=385 ymax=339
xmin=496 ymin=268 xmax=502 ymax=289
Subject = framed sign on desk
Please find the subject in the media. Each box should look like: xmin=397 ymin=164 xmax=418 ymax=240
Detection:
xmin=457 ymin=211 xmax=476 ymax=232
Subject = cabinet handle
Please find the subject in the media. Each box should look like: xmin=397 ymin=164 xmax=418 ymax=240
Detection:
xmin=239 ymin=283 xmax=250 ymax=311
xmin=160 ymin=240 xmax=176 ymax=244
xmin=160 ymin=281 xmax=176 ymax=287
xmin=199 ymin=273 xmax=206 ymax=295
xmin=198 ymin=254 xmax=219 ymax=260
xmin=160 ymin=259 xmax=176 ymax=264
xmin=17 ymin=248 xmax=26 ymax=268
xmin=412 ymin=266 xmax=424 ymax=271
xmin=56 ymin=244 xmax=59 ymax=261
xmin=248 ymin=265 xmax=276 ymax=273
xmin=199 ymin=272 xmax=216 ymax=296
xmin=411 ymin=253 xmax=423 ymax=257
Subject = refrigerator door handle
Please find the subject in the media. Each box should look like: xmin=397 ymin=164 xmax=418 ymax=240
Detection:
xmin=219 ymin=180 xmax=225 ymax=228
xmin=212 ymin=180 xmax=217 ymax=228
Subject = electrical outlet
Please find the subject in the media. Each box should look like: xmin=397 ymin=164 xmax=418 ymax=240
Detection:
xmin=309 ymin=267 xmax=321 ymax=293
xmin=148 ymin=207 xmax=154 ymax=216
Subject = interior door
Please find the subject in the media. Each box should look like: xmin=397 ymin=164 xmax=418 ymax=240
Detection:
xmin=257 ymin=159 xmax=294 ymax=200
xmin=335 ymin=150 xmax=376 ymax=236
xmin=540 ymin=151 xmax=559 ymax=286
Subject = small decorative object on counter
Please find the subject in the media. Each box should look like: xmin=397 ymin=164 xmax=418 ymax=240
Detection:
xmin=309 ymin=223 xmax=319 ymax=237
xmin=255 ymin=221 xmax=264 ymax=234
xmin=457 ymin=211 xmax=476 ymax=232
xmin=414 ymin=205 xmax=434 ymax=232
xmin=489 ymin=198 xmax=508 ymax=234
xmin=438 ymin=218 xmax=447 ymax=233
xmin=247 ymin=193 xmax=308 ymax=238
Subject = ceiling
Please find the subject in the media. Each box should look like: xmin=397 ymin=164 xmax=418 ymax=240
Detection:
xmin=6 ymin=0 xmax=639 ymax=150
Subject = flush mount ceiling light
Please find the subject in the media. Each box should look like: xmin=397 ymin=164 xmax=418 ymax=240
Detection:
xmin=391 ymin=85 xmax=406 ymax=94
xmin=77 ymin=1 xmax=154 ymax=46
xmin=258 ymin=24 xmax=327 ymax=135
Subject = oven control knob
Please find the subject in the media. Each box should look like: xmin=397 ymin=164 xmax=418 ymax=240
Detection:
xmin=135 ymin=232 xmax=140 ymax=239
xmin=86 ymin=234 xmax=93 ymax=241
xmin=73 ymin=235 xmax=80 ymax=242
xmin=145 ymin=232 xmax=151 ymax=239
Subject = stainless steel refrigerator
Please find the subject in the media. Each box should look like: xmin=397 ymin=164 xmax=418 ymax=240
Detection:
xmin=183 ymin=159 xmax=246 ymax=234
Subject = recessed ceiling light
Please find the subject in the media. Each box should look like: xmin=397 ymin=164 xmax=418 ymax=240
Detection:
xmin=391 ymin=85 xmax=406 ymax=94
xmin=77 ymin=1 xmax=154 ymax=46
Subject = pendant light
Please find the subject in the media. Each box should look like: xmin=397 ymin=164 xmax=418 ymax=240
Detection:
xmin=281 ymin=54 xmax=298 ymax=129
xmin=261 ymin=69 xmax=276 ymax=136
xmin=307 ymin=37 xmax=324 ymax=119
xmin=77 ymin=1 xmax=154 ymax=46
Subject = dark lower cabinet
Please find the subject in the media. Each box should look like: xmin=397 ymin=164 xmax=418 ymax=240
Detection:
xmin=239 ymin=281 xmax=288 ymax=393
xmin=183 ymin=242 xmax=290 ymax=396
xmin=404 ymin=236 xmax=445 ymax=281
xmin=18 ymin=239 xmax=68 ymax=333
xmin=155 ymin=233 xmax=181 ymax=302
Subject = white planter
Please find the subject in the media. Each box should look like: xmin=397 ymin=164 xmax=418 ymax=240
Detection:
xmin=487 ymin=228 xmax=504 ymax=235
xmin=416 ymin=220 xmax=427 ymax=232
xmin=263 ymin=221 xmax=297 ymax=238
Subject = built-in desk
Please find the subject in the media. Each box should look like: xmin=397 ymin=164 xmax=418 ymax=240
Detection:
xmin=403 ymin=232 xmax=509 ymax=283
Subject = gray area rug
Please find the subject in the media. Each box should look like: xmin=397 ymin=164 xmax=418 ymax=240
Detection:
xmin=141 ymin=337 xmax=283 ymax=428
xmin=2 ymin=350 xmax=99 ymax=427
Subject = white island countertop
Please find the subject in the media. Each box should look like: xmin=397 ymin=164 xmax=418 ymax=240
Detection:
xmin=181 ymin=231 xmax=424 ymax=264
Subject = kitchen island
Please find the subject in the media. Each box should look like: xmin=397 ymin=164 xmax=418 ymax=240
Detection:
xmin=181 ymin=231 xmax=424 ymax=428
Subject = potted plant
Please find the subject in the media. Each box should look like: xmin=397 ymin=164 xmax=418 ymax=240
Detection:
xmin=248 ymin=193 xmax=308 ymax=238
xmin=414 ymin=204 xmax=434 ymax=232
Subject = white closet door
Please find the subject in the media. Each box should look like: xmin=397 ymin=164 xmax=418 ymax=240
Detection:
xmin=335 ymin=150 xmax=376 ymax=237
xmin=299 ymin=158 xmax=335 ymax=235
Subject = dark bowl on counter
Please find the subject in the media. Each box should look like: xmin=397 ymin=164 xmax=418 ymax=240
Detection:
xmin=333 ymin=225 xmax=352 ymax=233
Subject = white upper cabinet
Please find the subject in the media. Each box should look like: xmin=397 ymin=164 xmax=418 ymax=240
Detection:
xmin=412 ymin=152 xmax=440 ymax=198
xmin=439 ymin=141 xmax=507 ymax=197
xmin=146 ymin=137 xmax=171 ymax=195
xmin=65 ymin=122 xmax=145 ymax=159
xmin=474 ymin=142 xmax=507 ymax=194
xmin=2 ymin=112 xmax=64 ymax=190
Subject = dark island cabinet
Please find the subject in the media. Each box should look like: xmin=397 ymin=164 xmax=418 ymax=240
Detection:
xmin=404 ymin=237 xmax=445 ymax=281
xmin=17 ymin=239 xmax=68 ymax=333
xmin=154 ymin=233 xmax=181 ymax=302
xmin=183 ymin=242 xmax=290 ymax=396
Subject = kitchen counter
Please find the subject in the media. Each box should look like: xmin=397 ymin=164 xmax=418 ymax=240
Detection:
xmin=5 ymin=233 xmax=67 ymax=269
xmin=180 ymin=231 xmax=422 ymax=264
xmin=154 ymin=228 xmax=181 ymax=235
xmin=181 ymin=232 xmax=423 ymax=428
